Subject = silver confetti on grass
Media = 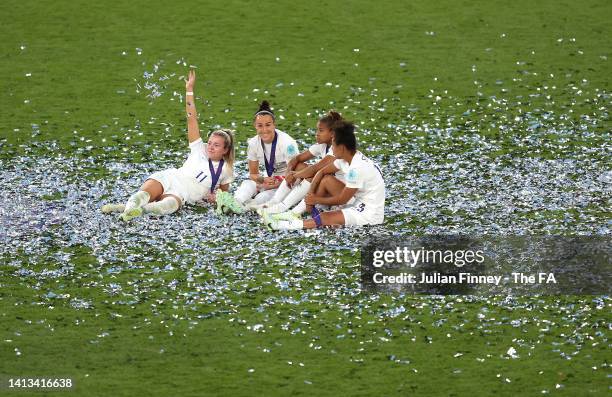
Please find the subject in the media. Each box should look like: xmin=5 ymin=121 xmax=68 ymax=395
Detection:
xmin=0 ymin=71 xmax=610 ymax=384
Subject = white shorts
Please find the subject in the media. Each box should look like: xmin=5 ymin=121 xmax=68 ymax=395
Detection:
xmin=147 ymin=168 xmax=206 ymax=205
xmin=341 ymin=202 xmax=384 ymax=226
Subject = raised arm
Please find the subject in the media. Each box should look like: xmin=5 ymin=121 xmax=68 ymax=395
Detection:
xmin=185 ymin=70 xmax=201 ymax=143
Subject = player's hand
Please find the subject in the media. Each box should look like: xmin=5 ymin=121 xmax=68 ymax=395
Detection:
xmin=261 ymin=179 xmax=276 ymax=190
xmin=262 ymin=177 xmax=276 ymax=185
xmin=285 ymin=172 xmax=296 ymax=187
xmin=185 ymin=69 xmax=196 ymax=91
xmin=206 ymin=192 xmax=216 ymax=203
xmin=304 ymin=193 xmax=317 ymax=206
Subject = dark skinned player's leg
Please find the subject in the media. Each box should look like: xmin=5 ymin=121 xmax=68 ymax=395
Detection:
xmin=306 ymin=175 xmax=345 ymax=213
xmin=305 ymin=175 xmax=347 ymax=225
xmin=314 ymin=175 xmax=345 ymax=200
xmin=303 ymin=210 xmax=345 ymax=229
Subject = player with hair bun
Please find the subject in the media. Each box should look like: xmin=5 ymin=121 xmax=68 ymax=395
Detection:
xmin=101 ymin=69 xmax=235 ymax=220
xmin=256 ymin=110 xmax=344 ymax=216
xmin=265 ymin=120 xmax=385 ymax=229
xmin=216 ymin=100 xmax=299 ymax=214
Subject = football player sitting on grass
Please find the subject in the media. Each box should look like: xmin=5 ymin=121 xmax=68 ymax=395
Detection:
xmin=263 ymin=120 xmax=385 ymax=230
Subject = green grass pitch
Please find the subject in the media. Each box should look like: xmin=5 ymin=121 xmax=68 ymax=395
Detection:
xmin=0 ymin=0 xmax=610 ymax=395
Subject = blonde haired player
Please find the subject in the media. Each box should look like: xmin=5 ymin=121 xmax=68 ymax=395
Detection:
xmin=101 ymin=70 xmax=235 ymax=220
xmin=216 ymin=100 xmax=298 ymax=214
xmin=265 ymin=120 xmax=385 ymax=229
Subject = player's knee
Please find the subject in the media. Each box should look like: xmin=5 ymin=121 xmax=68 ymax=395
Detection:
xmin=321 ymin=174 xmax=334 ymax=184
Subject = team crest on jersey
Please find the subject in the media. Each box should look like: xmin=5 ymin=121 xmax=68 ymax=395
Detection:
xmin=348 ymin=169 xmax=358 ymax=183
xmin=287 ymin=144 xmax=297 ymax=156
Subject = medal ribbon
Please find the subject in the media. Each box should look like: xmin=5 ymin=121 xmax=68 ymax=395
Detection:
xmin=261 ymin=132 xmax=278 ymax=177
xmin=208 ymin=159 xmax=224 ymax=193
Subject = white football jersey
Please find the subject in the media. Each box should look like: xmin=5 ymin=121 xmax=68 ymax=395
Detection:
xmin=333 ymin=151 xmax=385 ymax=215
xmin=178 ymin=138 xmax=234 ymax=192
xmin=247 ymin=130 xmax=299 ymax=176
xmin=308 ymin=142 xmax=334 ymax=159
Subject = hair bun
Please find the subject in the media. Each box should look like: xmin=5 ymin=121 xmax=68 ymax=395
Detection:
xmin=328 ymin=110 xmax=342 ymax=121
xmin=318 ymin=110 xmax=343 ymax=126
xmin=258 ymin=100 xmax=272 ymax=112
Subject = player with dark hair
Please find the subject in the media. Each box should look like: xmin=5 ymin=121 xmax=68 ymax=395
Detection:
xmin=265 ymin=120 xmax=385 ymax=229
xmin=216 ymin=100 xmax=298 ymax=214
xmin=256 ymin=110 xmax=344 ymax=215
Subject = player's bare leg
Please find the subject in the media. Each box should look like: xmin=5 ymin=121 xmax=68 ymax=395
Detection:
xmin=303 ymin=210 xmax=345 ymax=229
xmin=315 ymin=174 xmax=345 ymax=197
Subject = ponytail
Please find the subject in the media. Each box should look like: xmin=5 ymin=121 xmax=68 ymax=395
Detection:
xmin=254 ymin=100 xmax=275 ymax=121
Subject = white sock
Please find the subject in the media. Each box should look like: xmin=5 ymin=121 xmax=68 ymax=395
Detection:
xmin=291 ymin=199 xmax=307 ymax=215
xmin=101 ymin=203 xmax=125 ymax=213
xmin=234 ymin=180 xmax=258 ymax=204
xmin=278 ymin=219 xmax=303 ymax=230
xmin=270 ymin=180 xmax=292 ymax=203
xmin=143 ymin=197 xmax=180 ymax=216
xmin=251 ymin=189 xmax=277 ymax=205
xmin=263 ymin=201 xmax=288 ymax=214
xmin=125 ymin=191 xmax=150 ymax=212
xmin=282 ymin=180 xmax=311 ymax=208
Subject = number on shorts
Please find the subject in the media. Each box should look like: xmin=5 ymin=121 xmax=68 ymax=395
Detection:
xmin=356 ymin=203 xmax=366 ymax=212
